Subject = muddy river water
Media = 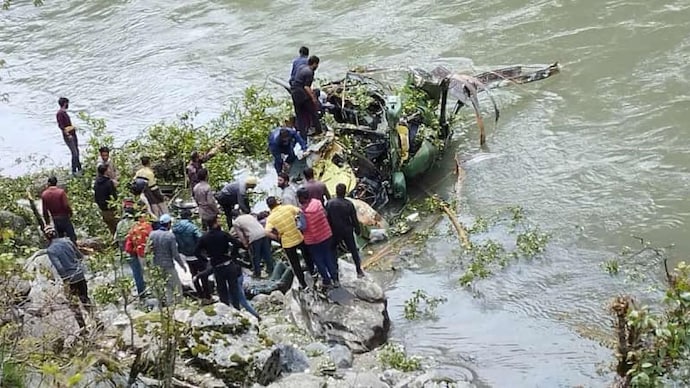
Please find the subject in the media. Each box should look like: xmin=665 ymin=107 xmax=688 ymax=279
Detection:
xmin=2 ymin=0 xmax=690 ymax=386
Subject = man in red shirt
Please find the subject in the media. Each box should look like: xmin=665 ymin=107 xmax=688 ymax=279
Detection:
xmin=56 ymin=97 xmax=82 ymax=176
xmin=41 ymin=176 xmax=77 ymax=243
xmin=297 ymin=187 xmax=339 ymax=289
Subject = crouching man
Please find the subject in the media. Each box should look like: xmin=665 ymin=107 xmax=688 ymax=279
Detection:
xmin=44 ymin=225 xmax=98 ymax=330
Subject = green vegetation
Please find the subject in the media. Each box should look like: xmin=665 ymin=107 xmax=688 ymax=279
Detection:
xmin=403 ymin=289 xmax=447 ymax=320
xmin=458 ymin=206 xmax=551 ymax=286
xmin=378 ymin=343 xmax=422 ymax=372
xmin=611 ymin=257 xmax=690 ymax=387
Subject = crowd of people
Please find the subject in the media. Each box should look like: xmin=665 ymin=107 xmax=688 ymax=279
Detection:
xmin=41 ymin=46 xmax=365 ymax=329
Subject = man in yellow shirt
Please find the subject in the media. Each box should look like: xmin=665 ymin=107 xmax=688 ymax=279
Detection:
xmin=134 ymin=156 xmax=168 ymax=217
xmin=264 ymin=196 xmax=314 ymax=289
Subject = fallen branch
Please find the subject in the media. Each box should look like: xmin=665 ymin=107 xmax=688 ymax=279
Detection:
xmin=438 ymin=200 xmax=470 ymax=249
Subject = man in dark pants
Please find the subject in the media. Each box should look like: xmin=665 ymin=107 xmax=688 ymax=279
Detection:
xmin=216 ymin=176 xmax=258 ymax=229
xmin=194 ymin=216 xmax=244 ymax=308
xmin=268 ymin=117 xmax=307 ymax=174
xmin=41 ymin=176 xmax=77 ymax=243
xmin=289 ymin=46 xmax=309 ymax=86
xmin=44 ymin=225 xmax=94 ymax=329
xmin=290 ymin=55 xmax=320 ymax=139
xmin=326 ymin=183 xmax=364 ymax=277
xmin=173 ymin=209 xmax=212 ymax=303
xmin=56 ymin=97 xmax=82 ymax=175
xmin=264 ymin=196 xmax=315 ymax=289
xmin=94 ymin=164 xmax=118 ymax=234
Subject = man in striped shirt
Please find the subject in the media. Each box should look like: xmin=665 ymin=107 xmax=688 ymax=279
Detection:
xmin=297 ymin=187 xmax=339 ymax=289
xmin=264 ymin=196 xmax=314 ymax=289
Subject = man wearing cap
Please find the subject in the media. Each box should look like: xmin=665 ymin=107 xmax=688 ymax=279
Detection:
xmin=147 ymin=214 xmax=187 ymax=305
xmin=44 ymin=225 xmax=94 ymax=329
xmin=41 ymin=176 xmax=77 ymax=244
xmin=268 ymin=116 xmax=307 ymax=174
xmin=173 ymin=209 xmax=212 ymax=303
xmin=216 ymin=176 xmax=258 ymax=229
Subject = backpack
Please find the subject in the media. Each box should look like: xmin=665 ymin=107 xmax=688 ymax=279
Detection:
xmin=296 ymin=210 xmax=307 ymax=232
xmin=130 ymin=177 xmax=148 ymax=196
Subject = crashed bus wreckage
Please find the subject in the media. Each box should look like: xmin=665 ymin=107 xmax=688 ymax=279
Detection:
xmin=269 ymin=62 xmax=560 ymax=211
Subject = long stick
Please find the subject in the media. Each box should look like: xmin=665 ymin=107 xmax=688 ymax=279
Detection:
xmin=26 ymin=189 xmax=46 ymax=233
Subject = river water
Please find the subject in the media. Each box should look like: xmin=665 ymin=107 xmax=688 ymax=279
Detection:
xmin=2 ymin=0 xmax=690 ymax=386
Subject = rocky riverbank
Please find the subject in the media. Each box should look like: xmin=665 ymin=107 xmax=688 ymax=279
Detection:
xmin=10 ymin=245 xmax=476 ymax=388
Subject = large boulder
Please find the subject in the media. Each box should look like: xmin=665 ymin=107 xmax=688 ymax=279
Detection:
xmin=174 ymin=303 xmax=283 ymax=386
xmin=285 ymin=259 xmax=390 ymax=353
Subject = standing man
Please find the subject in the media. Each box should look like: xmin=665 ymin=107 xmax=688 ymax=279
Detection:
xmin=297 ymin=188 xmax=338 ymax=289
xmin=232 ymin=208 xmax=275 ymax=278
xmin=116 ymin=200 xmax=147 ymax=298
xmin=134 ymin=156 xmax=168 ymax=217
xmin=326 ymin=183 xmax=364 ymax=277
xmin=195 ymin=216 xmax=259 ymax=319
xmin=41 ymin=176 xmax=77 ymax=244
xmin=290 ymin=55 xmax=320 ymax=138
xmin=172 ymin=209 xmax=212 ymax=303
xmin=98 ymin=146 xmax=118 ymax=185
xmin=56 ymin=97 xmax=82 ymax=176
xmin=94 ymin=164 xmax=118 ymax=234
xmin=123 ymin=209 xmax=152 ymax=298
xmin=303 ymin=167 xmax=331 ymax=204
xmin=186 ymin=144 xmax=221 ymax=188
xmin=278 ymin=172 xmax=298 ymax=206
xmin=147 ymin=214 xmax=187 ymax=305
xmin=192 ymin=168 xmax=220 ymax=229
xmin=264 ymin=196 xmax=315 ymax=289
xmin=44 ymin=225 xmax=93 ymax=329
xmin=268 ymin=117 xmax=308 ymax=174
xmin=289 ymin=46 xmax=309 ymax=86
xmin=216 ymin=176 xmax=258 ymax=229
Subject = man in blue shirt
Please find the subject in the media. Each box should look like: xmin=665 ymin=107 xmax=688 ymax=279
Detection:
xmin=289 ymin=46 xmax=309 ymax=86
xmin=268 ymin=116 xmax=308 ymax=173
xmin=291 ymin=55 xmax=320 ymax=138
xmin=44 ymin=225 xmax=93 ymax=329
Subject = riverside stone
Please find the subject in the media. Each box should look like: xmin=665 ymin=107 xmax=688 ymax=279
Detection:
xmin=285 ymin=259 xmax=390 ymax=353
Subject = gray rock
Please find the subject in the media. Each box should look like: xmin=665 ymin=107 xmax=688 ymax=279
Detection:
xmin=0 ymin=210 xmax=27 ymax=231
xmin=327 ymin=344 xmax=353 ymax=369
xmin=277 ymin=344 xmax=310 ymax=373
xmin=341 ymin=371 xmax=390 ymax=388
xmin=269 ymin=290 xmax=285 ymax=304
xmin=304 ymin=342 xmax=328 ymax=357
xmin=252 ymin=294 xmax=271 ymax=310
xmin=187 ymin=302 xmax=254 ymax=334
xmin=264 ymin=373 xmax=326 ymax=388
xmin=285 ymin=259 xmax=390 ymax=353
xmin=402 ymin=370 xmax=474 ymax=388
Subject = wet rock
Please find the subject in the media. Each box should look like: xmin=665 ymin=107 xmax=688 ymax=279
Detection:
xmin=277 ymin=344 xmax=310 ymax=373
xmin=327 ymin=344 xmax=353 ymax=368
xmin=305 ymin=342 xmax=328 ymax=357
xmin=285 ymin=259 xmax=390 ymax=353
